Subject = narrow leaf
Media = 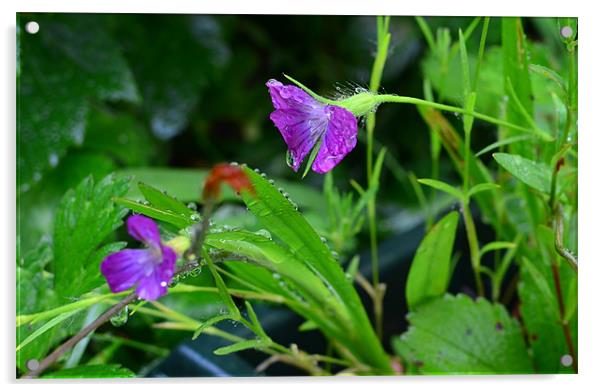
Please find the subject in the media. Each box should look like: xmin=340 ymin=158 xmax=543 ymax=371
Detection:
xmin=406 ymin=212 xmax=459 ymax=310
xmin=417 ymin=178 xmax=464 ymax=201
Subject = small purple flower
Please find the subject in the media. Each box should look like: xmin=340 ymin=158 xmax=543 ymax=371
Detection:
xmin=266 ymin=79 xmax=358 ymax=174
xmin=101 ymin=215 xmax=176 ymax=301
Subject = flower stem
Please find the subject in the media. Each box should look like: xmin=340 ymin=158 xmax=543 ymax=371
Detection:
xmin=462 ymin=204 xmax=485 ymax=297
xmin=364 ymin=16 xmax=391 ymax=340
xmin=376 ymin=94 xmax=552 ymax=141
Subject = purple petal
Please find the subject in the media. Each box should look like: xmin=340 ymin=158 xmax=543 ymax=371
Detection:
xmin=127 ymin=215 xmax=161 ymax=248
xmin=266 ymin=79 xmax=329 ymax=171
xmin=266 ymin=79 xmax=320 ymax=112
xmin=135 ymin=245 xmax=177 ymax=301
xmin=311 ymin=106 xmax=358 ymax=173
xmin=100 ymin=249 xmax=157 ymax=293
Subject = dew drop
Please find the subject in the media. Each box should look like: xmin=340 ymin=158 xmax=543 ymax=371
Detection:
xmin=48 ymin=153 xmax=59 ymax=167
xmin=110 ymin=306 xmax=129 ymax=327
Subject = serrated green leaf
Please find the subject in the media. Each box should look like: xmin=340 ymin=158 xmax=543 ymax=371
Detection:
xmin=41 ymin=364 xmax=135 ymax=378
xmin=394 ymin=294 xmax=533 ymax=374
xmin=417 ymin=178 xmax=464 ymax=201
xmin=406 ymin=212 xmax=459 ymax=310
xmin=53 ymin=175 xmax=129 ymax=299
xmin=493 ymin=153 xmax=551 ymax=193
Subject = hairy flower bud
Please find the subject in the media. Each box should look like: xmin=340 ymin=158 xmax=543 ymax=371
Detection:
xmin=335 ymin=91 xmax=381 ymax=117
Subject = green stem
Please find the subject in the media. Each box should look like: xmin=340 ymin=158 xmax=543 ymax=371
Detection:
xmin=462 ymin=205 xmax=484 ymax=297
xmin=365 ymin=16 xmax=391 ymax=341
xmin=376 ymin=94 xmax=552 ymax=140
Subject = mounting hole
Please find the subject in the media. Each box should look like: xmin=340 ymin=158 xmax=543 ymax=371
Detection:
xmin=26 ymin=359 xmax=40 ymax=371
xmin=25 ymin=21 xmax=40 ymax=34
xmin=560 ymin=26 xmax=573 ymax=39
xmin=560 ymin=354 xmax=573 ymax=367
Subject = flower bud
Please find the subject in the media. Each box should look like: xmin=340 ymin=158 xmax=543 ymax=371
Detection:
xmin=335 ymin=91 xmax=381 ymax=117
xmin=165 ymin=236 xmax=191 ymax=256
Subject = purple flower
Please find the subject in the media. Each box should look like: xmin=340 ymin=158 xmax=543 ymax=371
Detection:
xmin=101 ymin=215 xmax=176 ymax=301
xmin=266 ymin=79 xmax=358 ymax=174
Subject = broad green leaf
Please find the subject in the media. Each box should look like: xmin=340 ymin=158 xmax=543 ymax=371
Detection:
xmin=406 ymin=212 xmax=459 ymax=310
xmin=467 ymin=183 xmax=500 ymax=198
xmin=42 ymin=364 xmax=135 ymax=378
xmin=213 ymin=338 xmax=269 ymax=356
xmin=18 ymin=14 xmax=138 ymax=190
xmin=493 ymin=153 xmax=551 ymax=193
xmin=394 ymin=294 xmax=533 ymax=374
xmin=417 ymin=178 xmax=464 ymax=201
xmin=53 ymin=175 xmax=129 ymax=299
xmin=239 ymin=167 xmax=391 ymax=373
xmin=529 ymin=64 xmax=568 ymax=103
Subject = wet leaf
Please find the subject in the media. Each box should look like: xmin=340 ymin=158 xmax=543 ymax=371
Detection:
xmin=406 ymin=212 xmax=459 ymax=310
xmin=394 ymin=294 xmax=533 ymax=374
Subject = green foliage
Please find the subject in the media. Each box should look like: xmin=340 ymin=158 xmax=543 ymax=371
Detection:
xmin=16 ymin=14 xmax=578 ymax=378
xmin=16 ymin=240 xmax=56 ymax=371
xmin=17 ymin=14 xmax=139 ymax=190
xmin=394 ymin=294 xmax=533 ymax=374
xmin=518 ymin=226 xmax=577 ymax=373
xmin=493 ymin=153 xmax=551 ymax=193
xmin=53 ymin=175 xmax=129 ymax=299
xmin=405 ymin=212 xmax=459 ymax=310
xmin=239 ymin=167 xmax=392 ymax=373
